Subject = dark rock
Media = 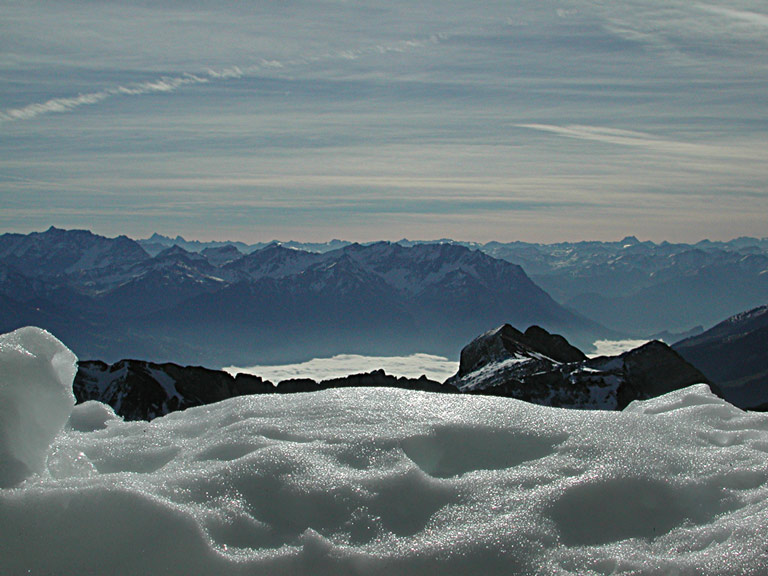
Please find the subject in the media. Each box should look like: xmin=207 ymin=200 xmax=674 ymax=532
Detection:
xmin=319 ymin=369 xmax=453 ymax=394
xmin=456 ymin=324 xmax=531 ymax=377
xmin=456 ymin=324 xmax=586 ymax=379
xmin=74 ymin=359 xmax=274 ymax=421
xmin=75 ymin=359 xmax=452 ymax=421
xmin=618 ymin=341 xmax=715 ymax=404
xmin=522 ymin=325 xmax=587 ymax=363
xmin=274 ymin=378 xmax=325 ymax=393
xmin=446 ymin=324 xmax=711 ymax=410
xmin=674 ymin=306 xmax=768 ymax=409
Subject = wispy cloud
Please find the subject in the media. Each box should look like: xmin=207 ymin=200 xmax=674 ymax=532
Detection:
xmin=0 ymin=74 xmax=198 ymax=123
xmin=516 ymin=123 xmax=712 ymax=155
xmin=698 ymin=4 xmax=768 ymax=28
xmin=0 ymin=71 xmax=232 ymax=123
xmin=0 ymin=35 xmax=445 ymax=125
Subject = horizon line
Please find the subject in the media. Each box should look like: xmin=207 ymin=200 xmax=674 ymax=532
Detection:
xmin=3 ymin=225 xmax=767 ymax=248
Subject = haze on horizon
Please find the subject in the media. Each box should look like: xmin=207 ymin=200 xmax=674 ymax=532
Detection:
xmin=1 ymin=0 xmax=767 ymax=244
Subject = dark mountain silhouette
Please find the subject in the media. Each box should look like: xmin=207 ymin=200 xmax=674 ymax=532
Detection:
xmin=74 ymin=360 xmax=451 ymax=421
xmin=674 ymin=306 xmax=768 ymax=409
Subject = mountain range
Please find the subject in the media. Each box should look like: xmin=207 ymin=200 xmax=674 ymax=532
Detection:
xmin=3 ymin=227 xmax=766 ymax=370
xmin=0 ymin=227 xmax=603 ymax=366
xmin=143 ymin=232 xmax=768 ymax=339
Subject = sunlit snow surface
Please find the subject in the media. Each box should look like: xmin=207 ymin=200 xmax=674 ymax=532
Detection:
xmin=225 ymin=353 xmax=459 ymax=383
xmin=3 ymin=329 xmax=768 ymax=575
xmin=0 ymin=327 xmax=76 ymax=487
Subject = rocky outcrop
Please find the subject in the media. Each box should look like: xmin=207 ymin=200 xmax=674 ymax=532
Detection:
xmin=517 ymin=325 xmax=587 ymax=363
xmin=618 ymin=340 xmax=718 ymax=405
xmin=75 ymin=360 xmax=274 ymax=421
xmin=321 ymin=370 xmax=454 ymax=394
xmin=455 ymin=324 xmax=585 ymax=378
xmin=74 ymin=362 xmax=450 ymax=421
xmin=74 ymin=324 xmax=713 ymax=420
xmin=276 ymin=370 xmax=453 ymax=395
xmin=446 ymin=325 xmax=711 ymax=410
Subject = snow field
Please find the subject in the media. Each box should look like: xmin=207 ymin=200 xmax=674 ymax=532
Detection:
xmin=2 ymin=328 xmax=768 ymax=574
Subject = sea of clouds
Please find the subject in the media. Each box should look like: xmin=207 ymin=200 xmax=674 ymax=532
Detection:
xmin=225 ymin=353 xmax=460 ymax=383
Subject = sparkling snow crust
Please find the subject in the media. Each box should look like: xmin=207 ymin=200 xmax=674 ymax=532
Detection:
xmin=2 ymin=329 xmax=768 ymax=575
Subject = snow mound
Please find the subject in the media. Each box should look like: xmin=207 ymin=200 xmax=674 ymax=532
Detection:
xmin=2 ymin=372 xmax=768 ymax=573
xmin=0 ymin=327 xmax=76 ymax=487
xmin=68 ymin=400 xmax=121 ymax=432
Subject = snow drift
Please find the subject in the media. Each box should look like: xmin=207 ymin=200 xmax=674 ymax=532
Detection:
xmin=2 ymin=328 xmax=768 ymax=575
xmin=0 ymin=327 xmax=76 ymax=487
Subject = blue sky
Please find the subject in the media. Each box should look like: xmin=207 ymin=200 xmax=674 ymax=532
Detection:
xmin=1 ymin=0 xmax=767 ymax=243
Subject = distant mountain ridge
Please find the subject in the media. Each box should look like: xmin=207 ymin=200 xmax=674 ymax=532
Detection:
xmin=138 ymin=231 xmax=768 ymax=260
xmin=5 ymin=227 xmax=766 ymax=365
xmin=0 ymin=227 xmax=603 ymax=366
xmin=0 ymin=227 xmax=149 ymax=277
xmin=139 ymin=231 xmax=768 ymax=338
xmin=139 ymin=232 xmax=349 ymax=257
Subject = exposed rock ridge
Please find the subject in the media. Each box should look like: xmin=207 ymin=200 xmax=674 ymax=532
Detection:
xmin=74 ymin=362 xmax=450 ymax=421
xmin=457 ymin=324 xmax=586 ymax=378
xmin=447 ymin=325 xmax=711 ymax=410
xmin=75 ymin=360 xmax=273 ymax=421
xmin=75 ymin=324 xmax=713 ymax=421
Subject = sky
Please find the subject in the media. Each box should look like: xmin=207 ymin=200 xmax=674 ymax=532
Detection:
xmin=1 ymin=0 xmax=767 ymax=243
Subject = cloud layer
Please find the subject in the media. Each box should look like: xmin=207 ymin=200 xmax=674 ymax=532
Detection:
xmin=225 ymin=354 xmax=459 ymax=383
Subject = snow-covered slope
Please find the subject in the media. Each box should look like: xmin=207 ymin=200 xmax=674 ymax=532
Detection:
xmin=3 ymin=328 xmax=768 ymax=575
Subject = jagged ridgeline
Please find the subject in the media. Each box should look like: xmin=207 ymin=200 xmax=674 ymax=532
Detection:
xmin=0 ymin=227 xmax=604 ymax=366
xmin=74 ymin=325 xmax=710 ymax=420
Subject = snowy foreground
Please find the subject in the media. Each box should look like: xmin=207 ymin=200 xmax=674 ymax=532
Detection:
xmin=2 ymin=329 xmax=768 ymax=575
